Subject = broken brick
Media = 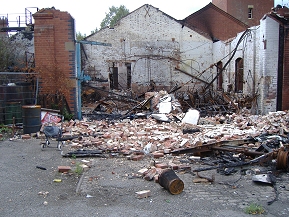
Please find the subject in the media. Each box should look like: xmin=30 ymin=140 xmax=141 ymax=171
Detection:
xmin=58 ymin=166 xmax=71 ymax=173
xmin=168 ymin=163 xmax=179 ymax=170
xmin=179 ymin=165 xmax=191 ymax=171
xmin=144 ymin=168 xmax=157 ymax=181
xmin=21 ymin=134 xmax=31 ymax=139
xmin=132 ymin=155 xmax=144 ymax=161
xmin=138 ymin=168 xmax=149 ymax=175
xmin=155 ymin=163 xmax=168 ymax=169
xmin=154 ymin=174 xmax=159 ymax=183
xmin=153 ymin=152 xmax=164 ymax=158
xmin=135 ymin=190 xmax=151 ymax=199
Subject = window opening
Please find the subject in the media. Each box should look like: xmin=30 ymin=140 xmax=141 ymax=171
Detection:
xmin=248 ymin=7 xmax=253 ymax=19
xmin=216 ymin=61 xmax=223 ymax=90
xmin=235 ymin=58 xmax=244 ymax=93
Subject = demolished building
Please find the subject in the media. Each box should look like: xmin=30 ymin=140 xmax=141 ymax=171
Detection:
xmin=82 ymin=3 xmax=289 ymax=116
xmin=1 ymin=1 xmax=288 ymax=125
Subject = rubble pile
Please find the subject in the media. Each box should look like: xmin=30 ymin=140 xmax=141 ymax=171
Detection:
xmin=36 ymin=91 xmax=289 ymax=203
xmin=40 ymin=109 xmax=289 ymax=160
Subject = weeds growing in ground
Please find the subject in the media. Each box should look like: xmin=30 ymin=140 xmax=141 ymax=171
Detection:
xmin=244 ymin=203 xmax=265 ymax=215
xmin=73 ymin=162 xmax=83 ymax=176
xmin=0 ymin=125 xmax=12 ymax=133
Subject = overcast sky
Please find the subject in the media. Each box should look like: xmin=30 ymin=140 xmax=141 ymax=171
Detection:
xmin=0 ymin=0 xmax=287 ymax=36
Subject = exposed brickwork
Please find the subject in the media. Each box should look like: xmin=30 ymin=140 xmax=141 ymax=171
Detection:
xmin=33 ymin=8 xmax=77 ymax=114
xmin=58 ymin=166 xmax=72 ymax=173
xmin=185 ymin=3 xmax=249 ymax=41
xmin=84 ymin=5 xmax=213 ymax=96
xmin=213 ymin=0 xmax=274 ymax=27
xmin=0 ymin=17 xmax=8 ymax=37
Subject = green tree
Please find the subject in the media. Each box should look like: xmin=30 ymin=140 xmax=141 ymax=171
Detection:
xmin=76 ymin=31 xmax=86 ymax=41
xmin=100 ymin=5 xmax=129 ymax=29
xmin=90 ymin=27 xmax=98 ymax=35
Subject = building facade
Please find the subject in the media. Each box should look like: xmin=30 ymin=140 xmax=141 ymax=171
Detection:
xmin=212 ymin=0 xmax=274 ymax=26
xmin=83 ymin=4 xmax=213 ymax=97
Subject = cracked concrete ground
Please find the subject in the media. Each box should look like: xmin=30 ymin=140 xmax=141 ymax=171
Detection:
xmin=1 ymin=137 xmax=289 ymax=217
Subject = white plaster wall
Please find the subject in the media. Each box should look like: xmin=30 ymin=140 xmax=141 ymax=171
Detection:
xmin=213 ymin=16 xmax=280 ymax=115
xmin=83 ymin=5 xmax=212 ymax=93
xmin=212 ymin=31 xmax=249 ymax=92
xmin=258 ymin=16 xmax=279 ymax=114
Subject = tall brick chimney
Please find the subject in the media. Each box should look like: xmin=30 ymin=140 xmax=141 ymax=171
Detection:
xmin=33 ymin=8 xmax=77 ymax=115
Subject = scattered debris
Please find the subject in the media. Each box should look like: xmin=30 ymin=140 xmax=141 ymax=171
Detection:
xmin=58 ymin=166 xmax=71 ymax=173
xmin=252 ymin=174 xmax=276 ymax=184
xmin=36 ymin=166 xmax=47 ymax=170
xmin=135 ymin=190 xmax=151 ymax=199
xmin=252 ymin=173 xmax=279 ymax=205
xmin=33 ymin=90 xmax=289 ymax=201
xmin=86 ymin=194 xmax=94 ymax=198
xmin=38 ymin=191 xmax=49 ymax=198
xmin=61 ymin=149 xmax=105 ymax=158
xmin=158 ymin=169 xmax=184 ymax=195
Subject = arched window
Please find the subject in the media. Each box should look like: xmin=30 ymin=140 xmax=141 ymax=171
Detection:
xmin=235 ymin=58 xmax=243 ymax=93
xmin=216 ymin=61 xmax=223 ymax=90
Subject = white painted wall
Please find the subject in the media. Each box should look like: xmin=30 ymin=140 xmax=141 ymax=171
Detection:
xmin=212 ymin=16 xmax=280 ymax=114
xmin=83 ymin=5 xmax=212 ymax=94
xmin=83 ymin=4 xmax=281 ymax=115
xmin=258 ymin=16 xmax=279 ymax=114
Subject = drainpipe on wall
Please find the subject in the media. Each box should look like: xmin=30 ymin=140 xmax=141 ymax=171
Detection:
xmin=76 ymin=42 xmax=82 ymax=120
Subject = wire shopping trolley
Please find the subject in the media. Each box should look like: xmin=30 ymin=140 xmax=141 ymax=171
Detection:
xmin=41 ymin=112 xmax=64 ymax=151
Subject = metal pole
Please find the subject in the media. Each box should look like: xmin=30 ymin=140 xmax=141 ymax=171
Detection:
xmin=76 ymin=42 xmax=82 ymax=120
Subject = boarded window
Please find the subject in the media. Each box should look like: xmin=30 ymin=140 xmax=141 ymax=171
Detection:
xmin=235 ymin=58 xmax=244 ymax=93
xmin=216 ymin=61 xmax=223 ymax=90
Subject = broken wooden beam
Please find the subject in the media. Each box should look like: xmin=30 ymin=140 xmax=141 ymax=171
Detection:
xmin=171 ymin=138 xmax=256 ymax=155
xmin=61 ymin=149 xmax=105 ymax=158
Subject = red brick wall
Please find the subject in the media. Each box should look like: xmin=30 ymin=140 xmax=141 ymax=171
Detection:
xmin=213 ymin=0 xmax=274 ymax=26
xmin=185 ymin=4 xmax=248 ymax=41
xmin=33 ymin=8 xmax=76 ymax=114
xmin=0 ymin=17 xmax=8 ymax=37
xmin=212 ymin=0 xmax=228 ymax=11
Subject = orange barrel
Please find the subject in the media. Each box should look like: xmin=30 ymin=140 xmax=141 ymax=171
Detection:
xmin=158 ymin=169 xmax=184 ymax=195
xmin=22 ymin=105 xmax=41 ymax=134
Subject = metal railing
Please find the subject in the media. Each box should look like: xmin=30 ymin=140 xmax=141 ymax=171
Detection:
xmin=0 ymin=72 xmax=39 ymax=125
xmin=0 ymin=7 xmax=38 ymax=31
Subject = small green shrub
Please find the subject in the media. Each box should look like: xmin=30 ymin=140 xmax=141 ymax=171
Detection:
xmin=244 ymin=203 xmax=265 ymax=215
xmin=63 ymin=108 xmax=73 ymax=121
xmin=73 ymin=162 xmax=83 ymax=176
xmin=0 ymin=125 xmax=11 ymax=133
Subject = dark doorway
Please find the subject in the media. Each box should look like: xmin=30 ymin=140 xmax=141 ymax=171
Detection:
xmin=216 ymin=61 xmax=223 ymax=90
xmin=126 ymin=63 xmax=131 ymax=89
xmin=235 ymin=58 xmax=244 ymax=93
xmin=109 ymin=64 xmax=118 ymax=90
